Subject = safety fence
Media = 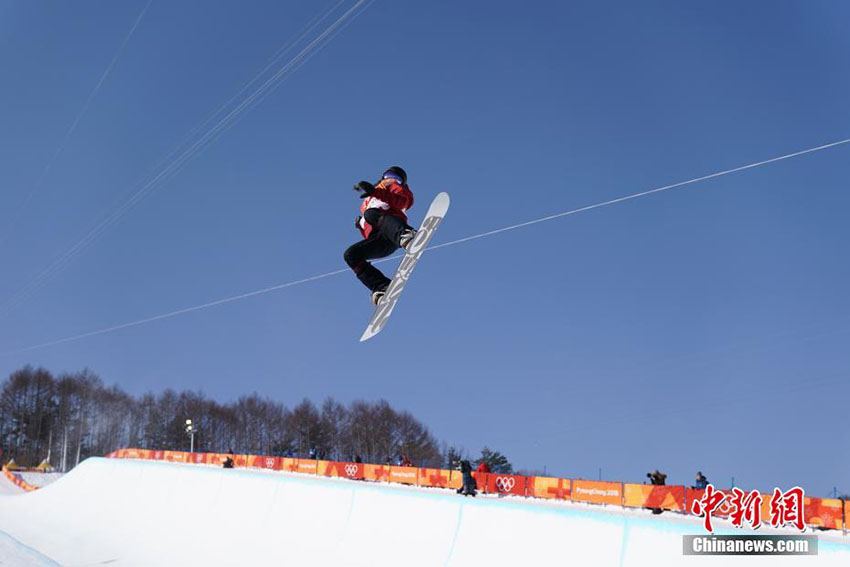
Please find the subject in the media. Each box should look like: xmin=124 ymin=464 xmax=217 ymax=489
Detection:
xmin=105 ymin=448 xmax=848 ymax=534
xmin=2 ymin=464 xmax=39 ymax=492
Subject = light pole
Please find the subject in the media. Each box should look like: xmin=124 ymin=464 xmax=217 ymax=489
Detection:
xmin=185 ymin=419 xmax=197 ymax=453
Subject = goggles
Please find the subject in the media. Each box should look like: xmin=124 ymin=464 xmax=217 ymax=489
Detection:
xmin=382 ymin=171 xmax=404 ymax=184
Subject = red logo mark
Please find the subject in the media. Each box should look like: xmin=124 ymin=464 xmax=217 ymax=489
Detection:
xmin=769 ymin=487 xmax=805 ymax=531
xmin=729 ymin=488 xmax=763 ymax=529
xmin=691 ymin=484 xmax=727 ymax=533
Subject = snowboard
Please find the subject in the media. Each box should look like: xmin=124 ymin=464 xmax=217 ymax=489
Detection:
xmin=360 ymin=192 xmax=450 ymax=342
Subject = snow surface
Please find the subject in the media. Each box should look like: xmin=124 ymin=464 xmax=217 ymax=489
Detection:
xmin=0 ymin=531 xmax=59 ymax=567
xmin=0 ymin=458 xmax=847 ymax=566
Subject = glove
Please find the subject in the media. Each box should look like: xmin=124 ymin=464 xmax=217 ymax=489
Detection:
xmin=353 ymin=180 xmax=375 ymax=198
xmin=354 ymin=215 xmax=362 ymax=229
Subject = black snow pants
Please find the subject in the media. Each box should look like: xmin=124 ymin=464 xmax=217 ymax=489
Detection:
xmin=344 ymin=209 xmax=411 ymax=293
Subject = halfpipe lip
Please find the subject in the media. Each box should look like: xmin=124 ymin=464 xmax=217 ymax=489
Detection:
xmin=84 ymin=458 xmax=850 ymax=547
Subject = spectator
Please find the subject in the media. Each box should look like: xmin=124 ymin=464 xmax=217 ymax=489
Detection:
xmin=476 ymin=461 xmax=491 ymax=473
xmin=646 ymin=469 xmax=667 ymax=515
xmin=401 ymin=455 xmax=414 ymax=467
xmin=647 ymin=469 xmax=667 ymax=486
xmin=694 ymin=471 xmax=708 ymax=489
xmin=308 ymin=446 xmax=317 ymax=459
xmin=456 ymin=460 xmax=477 ymax=497
xmin=354 ymin=455 xmax=363 ymax=464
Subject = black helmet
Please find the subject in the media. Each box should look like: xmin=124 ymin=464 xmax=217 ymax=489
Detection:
xmin=383 ymin=166 xmax=407 ymax=185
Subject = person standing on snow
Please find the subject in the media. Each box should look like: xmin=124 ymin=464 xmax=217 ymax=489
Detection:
xmin=344 ymin=166 xmax=417 ymax=305
xmin=456 ymin=460 xmax=477 ymax=497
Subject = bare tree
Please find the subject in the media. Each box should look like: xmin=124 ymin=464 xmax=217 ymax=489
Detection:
xmin=0 ymin=366 xmax=445 ymax=470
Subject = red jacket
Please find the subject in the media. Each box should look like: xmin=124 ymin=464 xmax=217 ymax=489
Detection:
xmin=358 ymin=178 xmax=414 ymax=239
xmin=476 ymin=462 xmax=491 ymax=473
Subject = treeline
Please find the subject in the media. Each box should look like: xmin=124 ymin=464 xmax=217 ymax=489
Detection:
xmin=0 ymin=366 xmax=445 ymax=470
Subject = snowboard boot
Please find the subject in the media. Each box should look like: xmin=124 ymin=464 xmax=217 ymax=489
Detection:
xmin=371 ymin=285 xmax=388 ymax=306
xmin=398 ymin=228 xmax=417 ymax=250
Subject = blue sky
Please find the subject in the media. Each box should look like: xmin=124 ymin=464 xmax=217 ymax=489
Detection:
xmin=1 ymin=1 xmax=848 ymax=495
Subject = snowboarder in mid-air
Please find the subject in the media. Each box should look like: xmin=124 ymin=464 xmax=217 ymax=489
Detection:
xmin=344 ymin=166 xmax=417 ymax=305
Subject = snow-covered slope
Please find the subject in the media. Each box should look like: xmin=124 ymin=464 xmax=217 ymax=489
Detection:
xmin=0 ymin=471 xmax=23 ymax=495
xmin=0 ymin=458 xmax=847 ymax=566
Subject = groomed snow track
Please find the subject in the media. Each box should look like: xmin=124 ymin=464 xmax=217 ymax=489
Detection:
xmin=0 ymin=458 xmax=848 ymax=566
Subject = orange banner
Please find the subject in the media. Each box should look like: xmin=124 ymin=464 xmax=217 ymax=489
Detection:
xmin=363 ymin=464 xmax=390 ymax=482
xmin=623 ymin=484 xmax=685 ymax=511
xmin=296 ymin=459 xmax=318 ymax=474
xmin=162 ymin=451 xmax=189 ymax=463
xmin=485 ymin=473 xmax=527 ymax=496
xmin=247 ymin=455 xmax=280 ymax=470
xmin=805 ymin=497 xmax=844 ymax=530
xmin=2 ymin=465 xmax=37 ymax=492
xmin=572 ymin=480 xmax=622 ymax=506
xmin=211 ymin=453 xmax=234 ymax=466
xmin=446 ymin=470 xmax=463 ymax=490
xmin=388 ymin=466 xmax=418 ymax=485
xmin=316 ymin=460 xmax=333 ymax=476
xmin=417 ymin=468 xmax=451 ymax=489
xmin=527 ymin=476 xmax=571 ymax=500
xmin=324 ymin=461 xmax=364 ymax=480
xmin=122 ymin=448 xmax=153 ymax=460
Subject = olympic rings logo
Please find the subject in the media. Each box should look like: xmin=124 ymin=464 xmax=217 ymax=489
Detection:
xmin=265 ymin=458 xmax=275 ymax=468
xmin=495 ymin=476 xmax=516 ymax=492
xmin=345 ymin=464 xmax=359 ymax=476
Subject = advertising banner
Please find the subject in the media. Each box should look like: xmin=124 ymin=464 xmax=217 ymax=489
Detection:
xmin=363 ymin=464 xmax=390 ymax=482
xmin=804 ymin=497 xmax=844 ymax=530
xmin=247 ymin=455 xmax=280 ymax=470
xmin=417 ymin=468 xmax=450 ymax=489
xmin=316 ymin=460 xmax=333 ymax=476
xmin=210 ymin=453 xmax=233 ymax=466
xmin=388 ymin=466 xmax=418 ymax=485
xmin=485 ymin=473 xmax=527 ymax=497
xmin=527 ymin=476 xmax=571 ymax=500
xmin=162 ymin=451 xmax=189 ymax=463
xmin=623 ymin=484 xmax=685 ymax=511
xmin=324 ymin=461 xmax=364 ymax=480
xmin=188 ymin=452 xmax=207 ymax=465
xmin=446 ymin=470 xmax=463 ymax=490
xmin=572 ymin=480 xmax=623 ymax=506
xmin=123 ymin=448 xmax=153 ymax=460
xmin=231 ymin=454 xmax=249 ymax=468
xmin=296 ymin=460 xmax=318 ymax=474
